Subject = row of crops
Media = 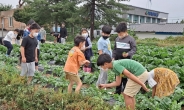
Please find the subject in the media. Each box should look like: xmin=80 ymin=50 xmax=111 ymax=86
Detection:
xmin=0 ymin=42 xmax=184 ymax=109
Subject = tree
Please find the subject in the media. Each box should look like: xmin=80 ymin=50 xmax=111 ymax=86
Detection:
xmin=77 ymin=0 xmax=129 ymax=40
xmin=13 ymin=0 xmax=129 ymax=38
xmin=0 ymin=3 xmax=13 ymax=11
xmin=14 ymin=0 xmax=79 ymax=32
xmin=181 ymin=20 xmax=184 ymax=24
xmin=14 ymin=6 xmax=35 ymax=24
xmin=19 ymin=0 xmax=25 ymax=8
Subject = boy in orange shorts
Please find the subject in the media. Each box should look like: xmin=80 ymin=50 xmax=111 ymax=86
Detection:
xmin=64 ymin=35 xmax=90 ymax=94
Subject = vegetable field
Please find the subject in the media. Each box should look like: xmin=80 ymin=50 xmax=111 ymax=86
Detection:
xmin=0 ymin=42 xmax=184 ymax=110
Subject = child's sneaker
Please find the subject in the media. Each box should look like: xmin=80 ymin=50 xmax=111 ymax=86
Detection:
xmin=5 ymin=54 xmax=9 ymax=57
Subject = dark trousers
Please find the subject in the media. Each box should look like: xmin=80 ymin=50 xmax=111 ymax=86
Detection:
xmin=57 ymin=38 xmax=60 ymax=43
xmin=115 ymin=77 xmax=128 ymax=95
xmin=41 ymin=39 xmax=45 ymax=43
xmin=35 ymin=49 xmax=40 ymax=66
xmin=3 ymin=40 xmax=13 ymax=55
xmin=0 ymin=37 xmax=4 ymax=45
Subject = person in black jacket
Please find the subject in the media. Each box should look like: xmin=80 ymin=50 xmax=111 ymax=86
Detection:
xmin=113 ymin=22 xmax=137 ymax=95
xmin=58 ymin=22 xmax=67 ymax=44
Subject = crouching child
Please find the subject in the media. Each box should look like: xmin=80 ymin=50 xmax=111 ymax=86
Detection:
xmin=97 ymin=53 xmax=149 ymax=110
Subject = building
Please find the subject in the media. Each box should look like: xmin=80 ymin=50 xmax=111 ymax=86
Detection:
xmin=0 ymin=9 xmax=26 ymax=31
xmin=130 ymin=23 xmax=184 ymax=35
xmin=123 ymin=4 xmax=168 ymax=24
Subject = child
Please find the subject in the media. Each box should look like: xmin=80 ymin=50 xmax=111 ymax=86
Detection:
xmin=96 ymin=25 xmax=112 ymax=86
xmin=40 ymin=26 xmax=46 ymax=43
xmin=23 ymin=19 xmax=35 ymax=38
xmin=97 ymin=54 xmax=149 ymax=110
xmin=35 ymin=33 xmax=41 ymax=71
xmin=147 ymin=67 xmax=180 ymax=98
xmin=64 ymin=35 xmax=90 ymax=94
xmin=3 ymin=29 xmax=19 ymax=56
xmin=80 ymin=28 xmax=93 ymax=73
xmin=50 ymin=32 xmax=59 ymax=43
xmin=20 ymin=23 xmax=40 ymax=84
xmin=113 ymin=22 xmax=136 ymax=95
xmin=16 ymin=30 xmax=24 ymax=45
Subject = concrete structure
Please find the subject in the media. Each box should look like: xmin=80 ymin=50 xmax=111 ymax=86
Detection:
xmin=130 ymin=23 xmax=184 ymax=35
xmin=0 ymin=9 xmax=26 ymax=31
xmin=94 ymin=4 xmax=169 ymax=37
xmin=123 ymin=5 xmax=168 ymax=24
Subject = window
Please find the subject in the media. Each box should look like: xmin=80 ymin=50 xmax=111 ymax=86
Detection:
xmin=97 ymin=30 xmax=100 ymax=35
xmin=9 ymin=17 xmax=13 ymax=27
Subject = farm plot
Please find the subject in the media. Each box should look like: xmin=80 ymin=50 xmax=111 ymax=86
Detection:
xmin=0 ymin=43 xmax=184 ymax=110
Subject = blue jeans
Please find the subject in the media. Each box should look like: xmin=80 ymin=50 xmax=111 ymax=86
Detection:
xmin=3 ymin=40 xmax=13 ymax=55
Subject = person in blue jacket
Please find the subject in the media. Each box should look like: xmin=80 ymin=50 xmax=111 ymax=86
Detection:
xmin=23 ymin=19 xmax=35 ymax=38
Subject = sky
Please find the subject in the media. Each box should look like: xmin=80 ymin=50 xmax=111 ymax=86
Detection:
xmin=0 ymin=0 xmax=183 ymax=23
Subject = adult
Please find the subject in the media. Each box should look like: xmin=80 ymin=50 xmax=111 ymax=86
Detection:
xmin=80 ymin=28 xmax=93 ymax=72
xmin=3 ymin=29 xmax=19 ymax=56
xmin=58 ymin=22 xmax=67 ymax=44
xmin=40 ymin=26 xmax=46 ymax=43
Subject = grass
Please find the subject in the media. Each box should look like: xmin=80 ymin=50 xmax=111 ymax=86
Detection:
xmin=0 ymin=66 xmax=115 ymax=110
xmin=136 ymin=36 xmax=184 ymax=46
xmin=46 ymin=35 xmax=184 ymax=47
xmin=46 ymin=34 xmax=76 ymax=42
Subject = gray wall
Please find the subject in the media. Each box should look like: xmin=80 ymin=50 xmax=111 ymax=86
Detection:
xmin=126 ymin=5 xmax=168 ymax=19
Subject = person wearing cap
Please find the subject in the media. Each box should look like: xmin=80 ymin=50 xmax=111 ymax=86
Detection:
xmin=3 ymin=29 xmax=19 ymax=56
xmin=147 ymin=67 xmax=180 ymax=98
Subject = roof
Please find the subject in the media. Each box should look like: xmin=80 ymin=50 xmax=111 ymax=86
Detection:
xmin=130 ymin=23 xmax=184 ymax=33
xmin=0 ymin=9 xmax=15 ymax=17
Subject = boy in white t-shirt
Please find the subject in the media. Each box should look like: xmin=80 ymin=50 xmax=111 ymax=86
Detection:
xmin=3 ymin=29 xmax=19 ymax=56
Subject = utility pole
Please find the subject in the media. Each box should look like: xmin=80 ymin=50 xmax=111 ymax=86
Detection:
xmin=1 ymin=23 xmax=4 ymax=37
